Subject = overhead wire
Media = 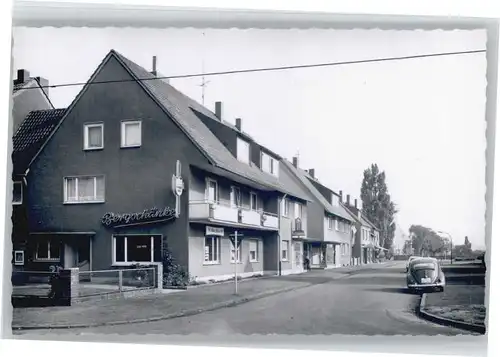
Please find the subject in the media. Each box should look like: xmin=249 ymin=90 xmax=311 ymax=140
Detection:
xmin=20 ymin=49 xmax=486 ymax=90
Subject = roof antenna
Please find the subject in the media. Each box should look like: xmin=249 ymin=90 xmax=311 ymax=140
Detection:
xmin=199 ymin=31 xmax=210 ymax=105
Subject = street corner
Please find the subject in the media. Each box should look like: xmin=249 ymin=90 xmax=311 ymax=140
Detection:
xmin=417 ymin=292 xmax=486 ymax=335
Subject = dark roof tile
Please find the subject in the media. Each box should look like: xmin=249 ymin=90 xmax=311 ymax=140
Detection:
xmin=12 ymin=109 xmax=66 ymax=175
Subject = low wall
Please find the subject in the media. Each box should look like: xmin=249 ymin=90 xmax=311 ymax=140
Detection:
xmin=12 ymin=265 xmax=163 ymax=308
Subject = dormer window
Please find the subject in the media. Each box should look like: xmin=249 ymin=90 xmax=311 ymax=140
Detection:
xmin=261 ymin=151 xmax=279 ymax=177
xmin=237 ymin=137 xmax=250 ymax=164
xmin=331 ymin=193 xmax=339 ymax=206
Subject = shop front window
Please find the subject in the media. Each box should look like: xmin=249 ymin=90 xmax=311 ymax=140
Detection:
xmin=113 ymin=235 xmax=161 ymax=264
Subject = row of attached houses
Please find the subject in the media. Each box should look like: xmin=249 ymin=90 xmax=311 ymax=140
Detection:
xmin=9 ymin=50 xmax=384 ymax=283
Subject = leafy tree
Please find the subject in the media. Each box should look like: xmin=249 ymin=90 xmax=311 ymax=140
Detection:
xmin=409 ymin=225 xmax=447 ymax=256
xmin=360 ymin=164 xmax=397 ymax=250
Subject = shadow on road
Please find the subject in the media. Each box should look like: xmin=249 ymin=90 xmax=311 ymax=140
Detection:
xmin=364 ymin=287 xmax=421 ymax=295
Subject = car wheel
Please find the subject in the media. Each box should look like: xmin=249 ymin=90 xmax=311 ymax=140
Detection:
xmin=439 ymin=286 xmax=444 ymax=292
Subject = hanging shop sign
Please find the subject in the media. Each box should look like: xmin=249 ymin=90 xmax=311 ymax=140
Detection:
xmin=101 ymin=207 xmax=176 ymax=228
xmin=171 ymin=160 xmax=184 ymax=217
xmin=172 ymin=160 xmax=185 ymax=197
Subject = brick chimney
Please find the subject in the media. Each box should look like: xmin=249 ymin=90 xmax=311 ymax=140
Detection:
xmin=308 ymin=169 xmax=315 ymax=178
xmin=14 ymin=69 xmax=30 ymax=85
xmin=215 ymin=102 xmax=223 ymax=121
xmin=339 ymin=190 xmax=343 ymax=202
xmin=354 ymin=199 xmax=358 ymax=209
xmin=235 ymin=118 xmax=242 ymax=131
xmin=292 ymin=156 xmax=299 ymax=168
xmin=346 ymin=194 xmax=350 ymax=206
xmin=151 ymin=56 xmax=157 ymax=76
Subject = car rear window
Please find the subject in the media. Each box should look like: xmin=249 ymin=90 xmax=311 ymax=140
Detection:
xmin=411 ymin=263 xmax=436 ymax=270
xmin=410 ymin=259 xmax=436 ymax=267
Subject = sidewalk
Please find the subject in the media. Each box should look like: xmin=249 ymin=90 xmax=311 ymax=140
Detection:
xmin=12 ymin=273 xmax=327 ymax=330
xmin=419 ymin=284 xmax=486 ymax=334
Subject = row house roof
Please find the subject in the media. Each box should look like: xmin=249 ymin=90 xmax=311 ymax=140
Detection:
xmin=11 ymin=50 xmax=310 ymax=202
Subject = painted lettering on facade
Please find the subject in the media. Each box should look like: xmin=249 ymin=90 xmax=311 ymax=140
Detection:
xmin=101 ymin=207 xmax=176 ymax=228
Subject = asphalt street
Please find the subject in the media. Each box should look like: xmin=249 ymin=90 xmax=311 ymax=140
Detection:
xmin=15 ymin=261 xmax=471 ymax=336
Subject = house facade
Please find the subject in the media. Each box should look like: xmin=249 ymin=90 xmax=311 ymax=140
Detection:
xmin=11 ymin=50 xmax=308 ymax=283
xmin=343 ymin=196 xmax=381 ymax=264
xmin=185 ymin=99 xmax=310 ymax=278
xmin=10 ymin=69 xmax=54 ymax=273
xmin=280 ymin=157 xmax=354 ymax=269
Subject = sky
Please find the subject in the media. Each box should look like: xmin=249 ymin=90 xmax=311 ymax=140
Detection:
xmin=11 ymin=27 xmax=487 ymax=250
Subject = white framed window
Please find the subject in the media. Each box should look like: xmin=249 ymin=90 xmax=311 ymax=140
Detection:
xmin=294 ymin=202 xmax=302 ymax=219
xmin=281 ymin=240 xmax=289 ymax=261
xmin=204 ymin=236 xmax=221 ymax=264
xmin=236 ymin=137 xmax=250 ymax=164
xmin=328 ymin=217 xmax=333 ymax=230
xmin=64 ymin=175 xmax=105 ymax=203
xmin=335 ymin=219 xmax=339 ymax=231
xmin=249 ymin=239 xmax=259 ymax=262
xmin=113 ymin=235 xmax=160 ymax=264
xmin=250 ymin=192 xmax=258 ymax=211
xmin=12 ymin=181 xmax=23 ymax=205
xmin=121 ymin=120 xmax=142 ymax=148
xmin=35 ymin=237 xmax=60 ymax=261
xmin=206 ymin=179 xmax=218 ymax=203
xmin=230 ymin=242 xmax=242 ymax=263
xmin=230 ymin=186 xmax=241 ymax=207
xmin=282 ymin=198 xmax=289 ymax=217
xmin=83 ymin=123 xmax=104 ymax=150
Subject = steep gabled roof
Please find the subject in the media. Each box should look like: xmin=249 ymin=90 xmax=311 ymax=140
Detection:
xmin=112 ymin=50 xmax=309 ymax=198
xmin=24 ymin=50 xmax=307 ymax=200
xmin=12 ymin=108 xmax=66 ymax=175
xmin=281 ymin=159 xmax=353 ymax=222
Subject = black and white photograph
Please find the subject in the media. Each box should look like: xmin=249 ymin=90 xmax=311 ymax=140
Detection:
xmin=4 ymin=14 xmax=491 ymax=347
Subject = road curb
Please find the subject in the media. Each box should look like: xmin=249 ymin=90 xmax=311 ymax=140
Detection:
xmin=12 ymin=283 xmax=312 ymax=331
xmin=416 ymin=293 xmax=486 ymax=334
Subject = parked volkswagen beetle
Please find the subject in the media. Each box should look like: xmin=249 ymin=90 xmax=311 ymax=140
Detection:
xmin=405 ymin=256 xmax=420 ymax=272
xmin=406 ymin=257 xmax=445 ymax=293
